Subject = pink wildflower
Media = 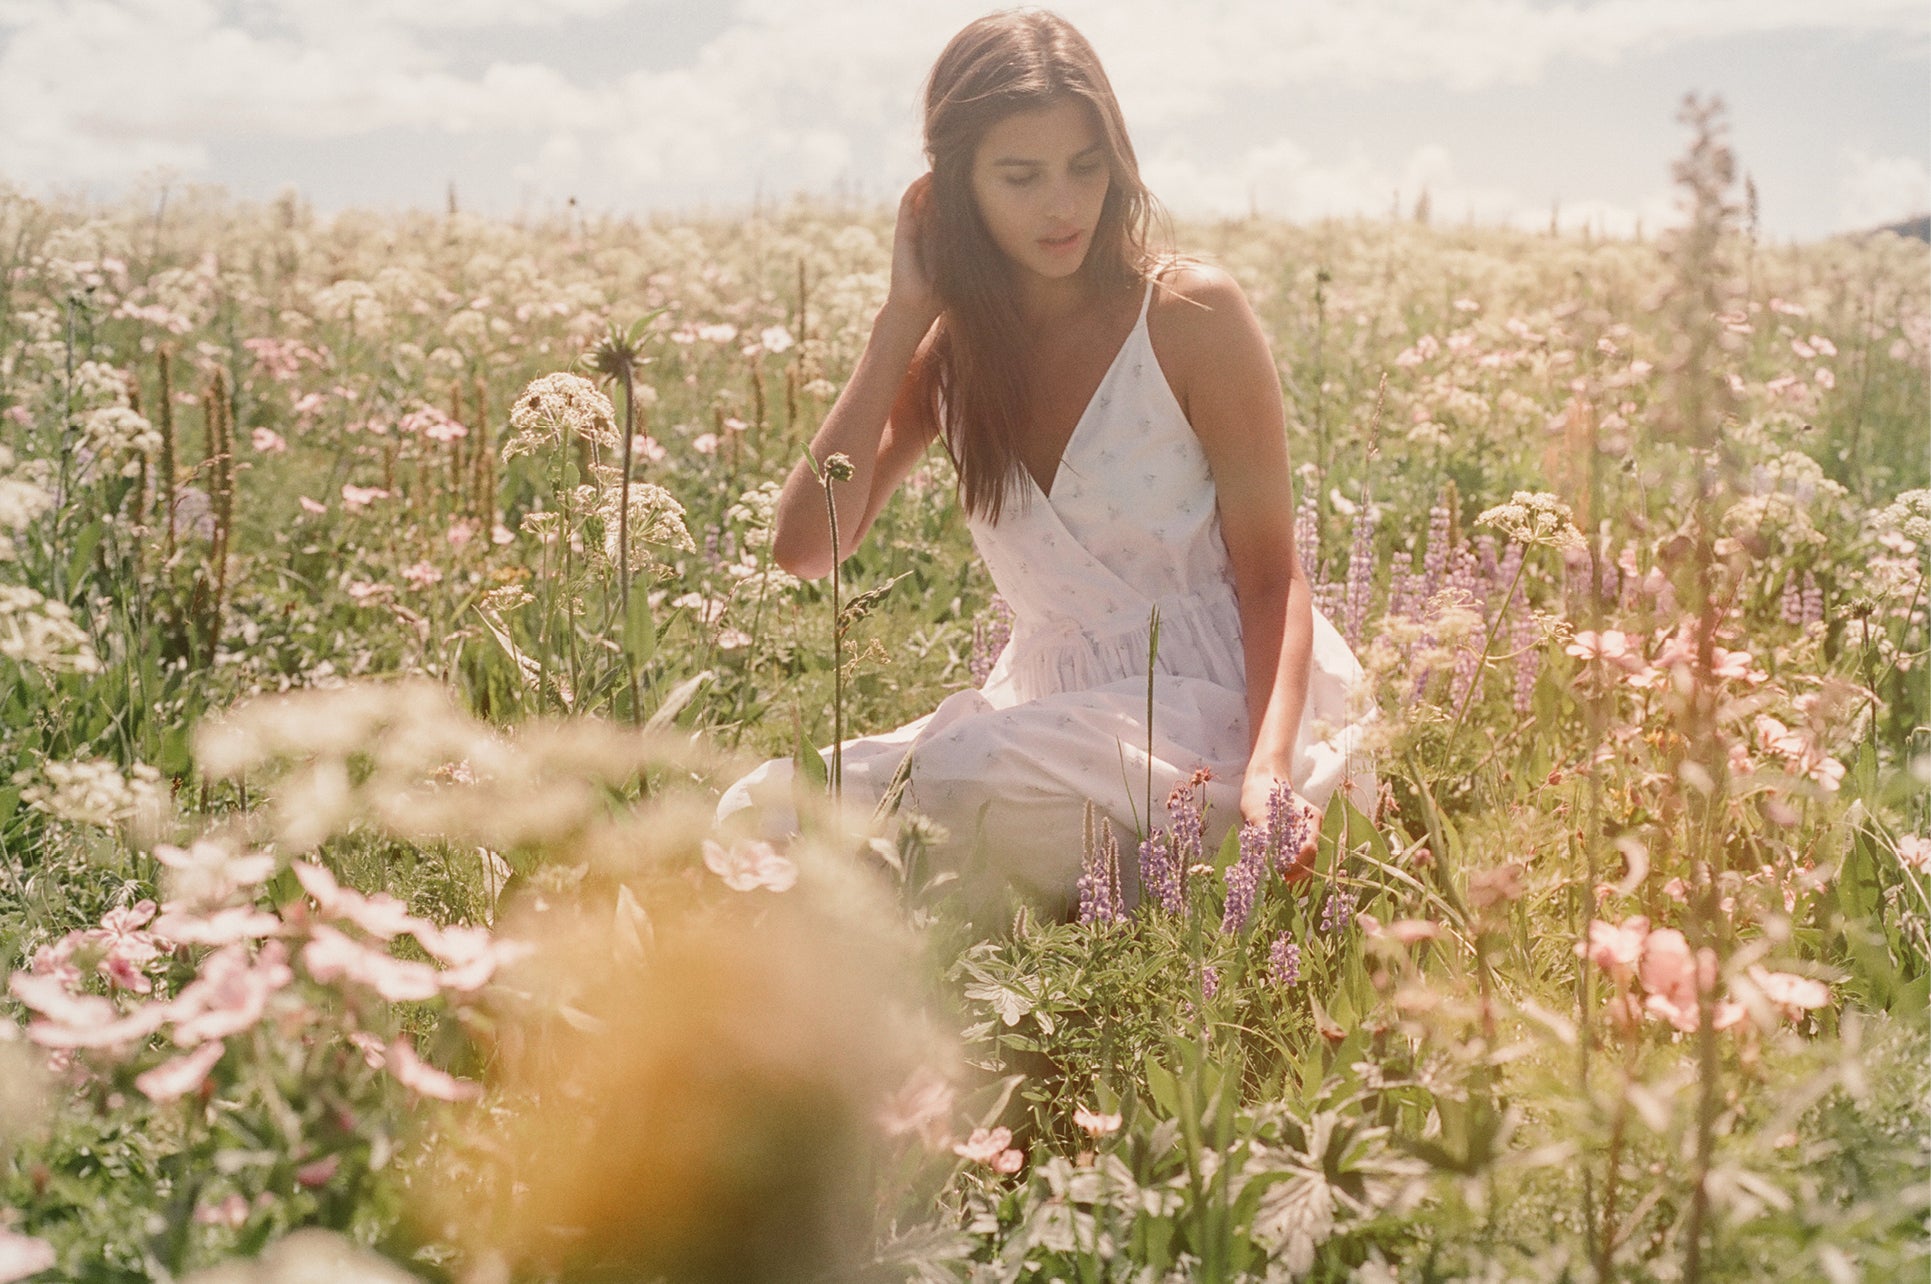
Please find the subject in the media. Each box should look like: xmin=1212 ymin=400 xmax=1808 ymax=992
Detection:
xmin=1073 ymin=1106 xmax=1123 ymax=1136
xmin=301 ymin=925 xmax=440 ymax=1002
xmin=150 ymin=904 xmax=281 ymax=946
xmin=135 ymin=1040 xmax=225 ymax=1103
xmin=1638 ymin=929 xmax=1742 ymax=1033
xmin=171 ymin=942 xmax=293 ymax=1045
xmin=878 ymin=1066 xmax=956 ymax=1146
xmin=348 ymin=1031 xmax=388 ymax=1069
xmin=193 ymin=1193 xmax=250 ymax=1228
xmin=298 ymin=495 xmax=327 ymax=515
xmin=1579 ymin=916 xmax=1650 ymax=978
xmin=701 ymin=839 xmax=798 ymax=893
xmin=1744 ymin=965 xmax=1831 ymax=1021
xmin=386 ymin=1038 xmax=481 ymax=1102
xmin=250 ymin=427 xmax=287 ymax=454
xmin=953 ymin=1126 xmax=1026 ymax=1173
xmin=1899 ymin=836 xmax=1931 ymax=873
xmin=153 ymin=840 xmax=276 ymax=908
xmin=340 ymin=484 xmax=389 ymax=510
xmin=294 ymin=862 xmax=431 ymax=940
xmin=400 ymin=561 xmax=444 ymax=590
xmin=692 ymin=432 xmax=720 ymax=455
xmin=952 ymin=1126 xmax=1014 ymax=1164
xmin=9 ymin=971 xmax=172 ymax=1050
xmin=0 ymin=1227 xmax=56 ymax=1283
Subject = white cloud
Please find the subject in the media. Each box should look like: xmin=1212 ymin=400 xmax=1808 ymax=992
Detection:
xmin=1837 ymin=149 xmax=1931 ymax=230
xmin=0 ymin=0 xmax=1921 ymax=237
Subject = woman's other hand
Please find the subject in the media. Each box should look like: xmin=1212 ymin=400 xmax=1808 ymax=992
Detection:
xmin=885 ymin=174 xmax=941 ymax=333
xmin=1240 ymin=768 xmax=1321 ymax=884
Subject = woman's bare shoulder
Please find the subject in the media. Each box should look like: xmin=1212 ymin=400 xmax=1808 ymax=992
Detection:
xmin=1146 ymin=257 xmax=1265 ymax=381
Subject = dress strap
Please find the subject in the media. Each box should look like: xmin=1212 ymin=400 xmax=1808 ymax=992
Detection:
xmin=1138 ymin=275 xmax=1156 ymax=325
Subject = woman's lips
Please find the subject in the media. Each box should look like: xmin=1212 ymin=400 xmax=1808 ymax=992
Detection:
xmin=1039 ymin=229 xmax=1083 ymax=255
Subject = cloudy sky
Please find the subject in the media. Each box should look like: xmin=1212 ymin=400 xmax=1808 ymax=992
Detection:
xmin=1 ymin=0 xmax=1926 ymax=241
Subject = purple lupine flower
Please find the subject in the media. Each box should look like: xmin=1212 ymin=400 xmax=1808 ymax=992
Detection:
xmin=1343 ymin=503 xmax=1378 ymax=646
xmin=968 ymin=594 xmax=1015 ymax=687
xmin=1315 ymin=580 xmax=1347 ymax=626
xmin=1200 ymin=964 xmax=1221 ymax=1002
xmin=1420 ymin=501 xmax=1452 ymax=601
xmin=1078 ymin=820 xmax=1128 ymax=926
xmin=1268 ymin=933 xmax=1303 ymax=987
xmin=1801 ymin=572 xmax=1823 ymax=627
xmin=1511 ymin=611 xmax=1539 ymax=715
xmin=1166 ymin=779 xmax=1206 ymax=871
xmin=1495 ymin=542 xmax=1524 ymax=609
xmin=1385 ymin=550 xmax=1417 ymax=622
xmin=1220 ymin=821 xmax=1268 ymax=934
xmin=1138 ymin=829 xmax=1183 ymax=916
xmin=1294 ymin=490 xmax=1321 ymax=583
xmin=1780 ymin=573 xmax=1804 ymax=625
xmin=1320 ymin=888 xmax=1357 ymax=935
xmin=1265 ymin=780 xmax=1310 ymax=876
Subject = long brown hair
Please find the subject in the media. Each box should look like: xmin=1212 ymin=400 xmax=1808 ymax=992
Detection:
xmin=917 ymin=9 xmax=1165 ymax=522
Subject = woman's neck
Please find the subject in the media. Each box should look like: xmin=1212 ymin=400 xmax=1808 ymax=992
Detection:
xmin=1014 ymin=267 xmax=1105 ymax=330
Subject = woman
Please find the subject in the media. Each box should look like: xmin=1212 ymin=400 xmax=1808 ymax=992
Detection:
xmin=720 ymin=9 xmax=1371 ymax=909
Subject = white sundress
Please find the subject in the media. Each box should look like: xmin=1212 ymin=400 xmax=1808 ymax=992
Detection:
xmin=718 ymin=279 xmax=1374 ymax=905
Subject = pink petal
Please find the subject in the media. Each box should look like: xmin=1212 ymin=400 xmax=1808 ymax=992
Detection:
xmin=386 ymin=1039 xmax=480 ymax=1102
xmin=135 ymin=1040 xmax=225 ymax=1103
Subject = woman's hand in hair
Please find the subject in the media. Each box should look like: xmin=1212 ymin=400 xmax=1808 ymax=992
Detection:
xmin=884 ymin=174 xmax=942 ymax=336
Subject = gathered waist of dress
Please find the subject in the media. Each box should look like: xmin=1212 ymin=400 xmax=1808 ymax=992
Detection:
xmin=992 ymin=583 xmax=1248 ymax=702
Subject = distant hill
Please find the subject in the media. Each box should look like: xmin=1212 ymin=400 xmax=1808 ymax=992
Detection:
xmin=1873 ymin=213 xmax=1930 ymax=242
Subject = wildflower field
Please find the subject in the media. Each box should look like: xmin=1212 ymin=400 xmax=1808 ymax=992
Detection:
xmin=2 ymin=111 xmax=1927 ymax=1282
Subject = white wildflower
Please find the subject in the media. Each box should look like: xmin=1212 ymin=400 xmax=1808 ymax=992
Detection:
xmin=17 ymin=758 xmax=165 ymax=830
xmin=77 ymin=405 xmax=161 ymax=478
xmin=0 ymin=585 xmax=101 ymax=673
xmin=504 ymin=372 xmax=619 ymax=460
xmin=1476 ymin=490 xmax=1586 ymax=552
xmin=598 ymin=482 xmax=695 ymax=569
xmin=1872 ymin=488 xmax=1931 ymax=547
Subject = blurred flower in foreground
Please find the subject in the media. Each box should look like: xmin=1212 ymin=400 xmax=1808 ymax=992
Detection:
xmin=180 ymin=1228 xmax=419 ymax=1283
xmin=436 ymin=868 xmax=936 ymax=1283
xmin=0 ymin=1228 xmax=55 ymax=1284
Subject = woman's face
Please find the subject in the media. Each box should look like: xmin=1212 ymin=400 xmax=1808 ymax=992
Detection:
xmin=968 ymin=97 xmax=1112 ymax=284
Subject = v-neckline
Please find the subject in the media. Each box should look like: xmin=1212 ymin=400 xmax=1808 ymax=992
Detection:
xmin=1026 ymin=284 xmax=1150 ymax=503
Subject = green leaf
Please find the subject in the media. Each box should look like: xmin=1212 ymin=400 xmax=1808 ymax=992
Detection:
xmin=644 ymin=669 xmax=712 ymax=733
xmin=1144 ymin=1057 xmax=1181 ymax=1117
xmin=1212 ymin=822 xmax=1242 ymax=873
xmin=66 ymin=519 xmax=105 ymax=585
xmin=794 ymin=717 xmax=829 ymax=791
xmin=622 ymin=585 xmax=657 ymax=665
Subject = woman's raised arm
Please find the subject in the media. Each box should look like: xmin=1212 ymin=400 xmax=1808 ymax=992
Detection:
xmin=770 ymin=177 xmax=942 ymax=580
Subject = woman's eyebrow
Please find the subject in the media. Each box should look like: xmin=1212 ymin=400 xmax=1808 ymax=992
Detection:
xmin=989 ymin=144 xmax=1104 ymax=168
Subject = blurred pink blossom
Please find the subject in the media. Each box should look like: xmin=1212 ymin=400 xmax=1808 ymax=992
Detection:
xmin=1074 ymin=1106 xmax=1123 ymax=1136
xmin=171 ymin=941 xmax=294 ymax=1045
xmin=1579 ymin=916 xmax=1649 ymax=977
xmin=0 ymin=1227 xmax=56 ymax=1283
xmin=302 ymin=925 xmax=440 ymax=1003
xmin=401 ymin=561 xmax=444 ymax=590
xmin=299 ymin=495 xmax=327 ymax=515
xmin=135 ymin=1039 xmax=225 ymax=1103
xmin=386 ymin=1038 xmax=480 ymax=1101
xmin=340 ymin=484 xmax=389 ymax=510
xmin=1744 ymin=965 xmax=1831 ymax=1021
xmin=251 ymin=427 xmax=287 ymax=454
xmin=294 ymin=862 xmax=430 ymax=940
xmin=701 ymin=839 xmax=797 ymax=893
